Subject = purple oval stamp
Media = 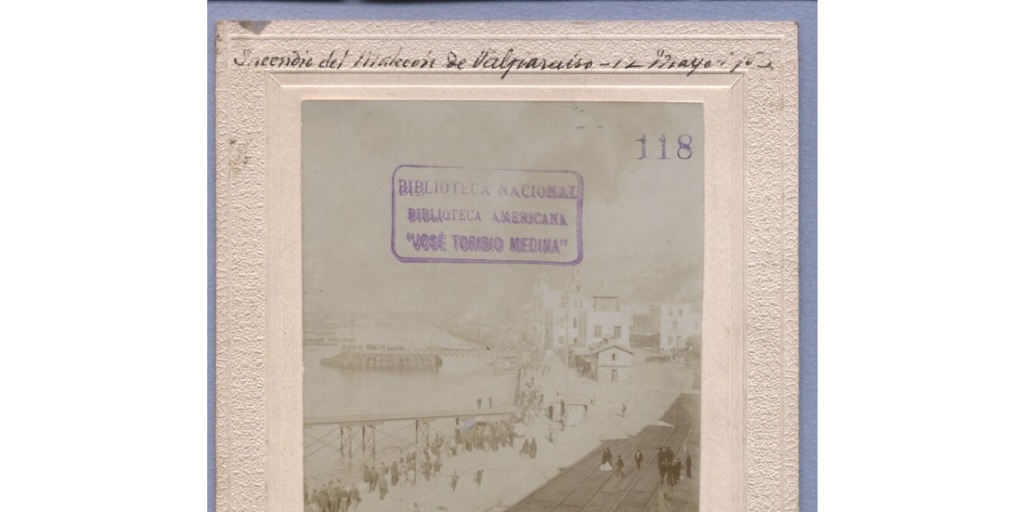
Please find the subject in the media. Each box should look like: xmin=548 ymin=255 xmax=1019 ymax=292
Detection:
xmin=392 ymin=165 xmax=584 ymax=265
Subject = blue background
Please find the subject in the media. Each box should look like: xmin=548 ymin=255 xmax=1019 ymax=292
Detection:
xmin=207 ymin=2 xmax=817 ymax=511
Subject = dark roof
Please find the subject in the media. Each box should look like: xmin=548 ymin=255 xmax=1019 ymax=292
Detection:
xmin=590 ymin=342 xmax=634 ymax=355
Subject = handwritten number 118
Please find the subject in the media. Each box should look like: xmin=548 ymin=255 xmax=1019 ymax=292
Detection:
xmin=635 ymin=134 xmax=693 ymax=160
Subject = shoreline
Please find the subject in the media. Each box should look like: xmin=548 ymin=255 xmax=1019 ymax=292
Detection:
xmin=304 ymin=351 xmax=699 ymax=512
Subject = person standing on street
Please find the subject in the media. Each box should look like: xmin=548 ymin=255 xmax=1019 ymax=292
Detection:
xmin=634 ymin=449 xmax=644 ymax=470
xmin=348 ymin=486 xmax=361 ymax=510
xmin=474 ymin=469 xmax=484 ymax=488
xmin=657 ymin=448 xmax=667 ymax=483
xmin=316 ymin=485 xmax=329 ymax=512
xmin=615 ymin=455 xmax=626 ymax=477
xmin=338 ymin=486 xmax=349 ymax=512
xmin=621 ymin=403 xmax=627 ymax=417
xmin=328 ymin=482 xmax=341 ymax=512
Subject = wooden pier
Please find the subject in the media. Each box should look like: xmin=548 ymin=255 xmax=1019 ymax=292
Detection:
xmin=304 ymin=407 xmax=517 ymax=462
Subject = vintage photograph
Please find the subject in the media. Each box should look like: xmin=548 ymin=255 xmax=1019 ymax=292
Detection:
xmin=302 ymin=100 xmax=705 ymax=512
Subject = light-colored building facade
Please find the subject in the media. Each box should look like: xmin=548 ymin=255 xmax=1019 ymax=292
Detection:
xmin=536 ymin=280 xmax=592 ymax=358
xmin=580 ymin=296 xmax=630 ymax=347
xmin=592 ymin=343 xmax=633 ymax=382
xmin=583 ymin=309 xmax=631 ymax=347
xmin=649 ymin=303 xmax=700 ymax=352
xmin=559 ymin=290 xmax=590 ymax=347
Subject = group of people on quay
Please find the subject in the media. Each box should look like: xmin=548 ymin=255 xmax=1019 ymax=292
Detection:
xmin=304 ymin=351 xmax=565 ymax=512
xmin=657 ymin=446 xmax=693 ymax=486
xmin=304 ymin=415 xmax=545 ymax=511
xmin=594 ymin=445 xmax=693 ymax=486
xmin=514 ymin=373 xmax=552 ymax=425
xmin=519 ymin=436 xmax=539 ymax=458
xmin=305 ymin=480 xmax=361 ymax=512
xmin=454 ymin=418 xmax=519 ymax=454
xmin=599 ymin=447 xmax=625 ymax=476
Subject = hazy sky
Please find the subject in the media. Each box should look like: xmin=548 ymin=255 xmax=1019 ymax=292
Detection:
xmin=302 ymin=100 xmax=704 ymax=326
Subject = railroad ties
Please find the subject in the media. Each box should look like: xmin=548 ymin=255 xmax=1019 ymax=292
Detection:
xmin=506 ymin=393 xmax=697 ymax=512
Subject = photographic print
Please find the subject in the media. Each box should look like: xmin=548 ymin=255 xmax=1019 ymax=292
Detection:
xmin=301 ymin=100 xmax=705 ymax=512
xmin=215 ymin=19 xmax=800 ymax=512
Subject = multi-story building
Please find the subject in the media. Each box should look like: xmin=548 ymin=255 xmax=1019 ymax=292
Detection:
xmin=539 ymin=284 xmax=561 ymax=348
xmin=624 ymin=302 xmax=658 ymax=349
xmin=582 ymin=295 xmax=631 ymax=347
xmin=649 ymin=303 xmax=700 ymax=353
xmin=535 ymin=273 xmax=592 ymax=362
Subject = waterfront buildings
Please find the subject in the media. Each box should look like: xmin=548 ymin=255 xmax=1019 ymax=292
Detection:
xmin=590 ymin=342 xmax=633 ymax=382
xmin=649 ymin=303 xmax=700 ymax=353
xmin=533 ymin=276 xmax=700 ymax=366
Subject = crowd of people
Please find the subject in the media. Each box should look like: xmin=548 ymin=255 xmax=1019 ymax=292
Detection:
xmin=306 ymin=352 xmax=702 ymax=512
xmin=305 ymin=480 xmax=361 ymax=512
xmin=304 ymin=415 xmax=544 ymax=512
xmin=514 ymin=374 xmax=548 ymax=424
xmin=454 ymin=418 xmax=518 ymax=454
xmin=594 ymin=445 xmax=694 ymax=486
xmin=656 ymin=446 xmax=693 ymax=486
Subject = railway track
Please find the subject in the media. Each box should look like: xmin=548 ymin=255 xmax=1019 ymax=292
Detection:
xmin=638 ymin=406 xmax=694 ymax=512
xmin=507 ymin=435 xmax=632 ymax=512
xmin=507 ymin=394 xmax=694 ymax=512
xmin=583 ymin=423 xmax=679 ymax=512
xmin=602 ymin=401 xmax=690 ymax=512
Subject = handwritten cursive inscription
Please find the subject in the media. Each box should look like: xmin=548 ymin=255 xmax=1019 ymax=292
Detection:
xmin=231 ymin=47 xmax=774 ymax=79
